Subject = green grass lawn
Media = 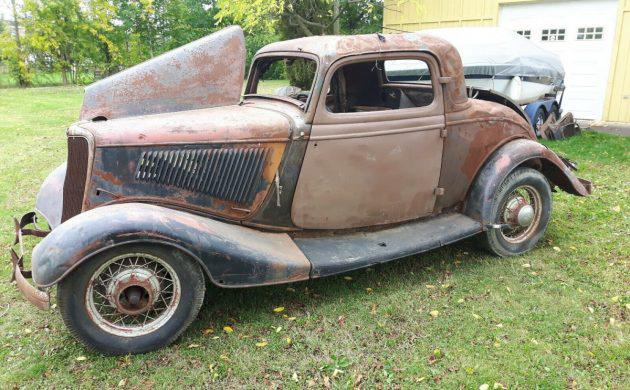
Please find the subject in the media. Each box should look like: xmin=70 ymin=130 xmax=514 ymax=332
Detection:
xmin=0 ymin=86 xmax=628 ymax=389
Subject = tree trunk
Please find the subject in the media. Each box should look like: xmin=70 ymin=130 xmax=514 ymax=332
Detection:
xmin=333 ymin=0 xmax=340 ymax=35
xmin=10 ymin=0 xmax=21 ymax=49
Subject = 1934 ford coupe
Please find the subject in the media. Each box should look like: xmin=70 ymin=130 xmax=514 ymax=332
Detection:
xmin=10 ymin=26 xmax=592 ymax=355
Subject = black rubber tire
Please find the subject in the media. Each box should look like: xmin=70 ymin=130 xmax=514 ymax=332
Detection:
xmin=549 ymin=105 xmax=560 ymax=121
xmin=533 ymin=107 xmax=547 ymax=137
xmin=482 ymin=168 xmax=552 ymax=257
xmin=57 ymin=244 xmax=205 ymax=355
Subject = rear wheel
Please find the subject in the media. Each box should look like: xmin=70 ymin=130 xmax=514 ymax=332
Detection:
xmin=57 ymin=244 xmax=205 ymax=355
xmin=483 ymin=168 xmax=552 ymax=256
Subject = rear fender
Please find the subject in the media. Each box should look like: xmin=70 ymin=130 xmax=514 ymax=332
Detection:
xmin=32 ymin=203 xmax=310 ymax=288
xmin=465 ymin=139 xmax=592 ymax=225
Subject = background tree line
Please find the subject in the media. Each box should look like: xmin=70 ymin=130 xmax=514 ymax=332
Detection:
xmin=0 ymin=0 xmax=383 ymax=87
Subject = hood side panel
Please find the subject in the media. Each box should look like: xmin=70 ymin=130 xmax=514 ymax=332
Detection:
xmin=80 ymin=26 xmax=245 ymax=121
xmin=78 ymin=105 xmax=291 ymax=147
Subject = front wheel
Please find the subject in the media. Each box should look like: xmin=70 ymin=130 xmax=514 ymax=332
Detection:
xmin=483 ymin=168 xmax=552 ymax=256
xmin=57 ymin=244 xmax=205 ymax=355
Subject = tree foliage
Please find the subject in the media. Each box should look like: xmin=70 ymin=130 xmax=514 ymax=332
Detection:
xmin=1 ymin=0 xmax=383 ymax=87
xmin=216 ymin=0 xmax=383 ymax=38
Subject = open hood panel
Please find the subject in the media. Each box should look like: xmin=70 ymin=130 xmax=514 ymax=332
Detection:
xmin=80 ymin=26 xmax=245 ymax=121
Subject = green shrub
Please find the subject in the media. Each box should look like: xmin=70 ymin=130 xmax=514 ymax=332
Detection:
xmin=285 ymin=58 xmax=315 ymax=90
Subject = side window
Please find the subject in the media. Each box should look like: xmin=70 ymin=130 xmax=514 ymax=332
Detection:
xmin=326 ymin=58 xmax=434 ymax=113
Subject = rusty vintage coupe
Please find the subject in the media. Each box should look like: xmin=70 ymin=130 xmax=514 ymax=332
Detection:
xmin=10 ymin=26 xmax=592 ymax=354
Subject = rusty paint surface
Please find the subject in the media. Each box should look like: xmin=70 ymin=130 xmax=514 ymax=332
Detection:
xmin=78 ymin=104 xmax=291 ymax=147
xmin=9 ymin=213 xmax=50 ymax=310
xmin=436 ymin=99 xmax=534 ymax=210
xmin=85 ymin=142 xmax=287 ymax=220
xmin=80 ymin=26 xmax=245 ymax=121
xmin=31 ymin=203 xmax=311 ymax=288
xmin=291 ymin=51 xmax=446 ymax=229
xmin=71 ymin=102 xmax=294 ymax=221
xmin=465 ymin=138 xmax=592 ymax=225
xmin=258 ymin=31 xmax=470 ymax=114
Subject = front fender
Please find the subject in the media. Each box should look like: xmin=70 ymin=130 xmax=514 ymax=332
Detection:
xmin=32 ymin=203 xmax=310 ymax=288
xmin=36 ymin=162 xmax=66 ymax=229
xmin=465 ymin=139 xmax=592 ymax=224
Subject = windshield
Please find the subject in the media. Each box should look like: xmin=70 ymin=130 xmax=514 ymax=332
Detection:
xmin=246 ymin=56 xmax=317 ymax=106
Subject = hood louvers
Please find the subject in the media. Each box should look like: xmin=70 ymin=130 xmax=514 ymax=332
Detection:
xmin=135 ymin=147 xmax=270 ymax=205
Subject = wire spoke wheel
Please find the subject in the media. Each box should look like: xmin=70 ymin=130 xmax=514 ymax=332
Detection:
xmin=86 ymin=253 xmax=181 ymax=337
xmin=498 ymin=185 xmax=542 ymax=244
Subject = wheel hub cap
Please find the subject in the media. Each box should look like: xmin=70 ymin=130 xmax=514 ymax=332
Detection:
xmin=106 ymin=268 xmax=160 ymax=315
xmin=516 ymin=204 xmax=535 ymax=227
xmin=503 ymin=195 xmax=537 ymax=228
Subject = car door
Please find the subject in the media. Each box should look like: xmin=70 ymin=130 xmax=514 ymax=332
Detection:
xmin=291 ymin=52 xmax=446 ymax=229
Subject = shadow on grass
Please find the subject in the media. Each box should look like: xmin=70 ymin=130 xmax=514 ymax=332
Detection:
xmin=189 ymin=236 xmax=487 ymax=336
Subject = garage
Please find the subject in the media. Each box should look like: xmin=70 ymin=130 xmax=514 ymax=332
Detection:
xmin=498 ymin=0 xmax=619 ymax=120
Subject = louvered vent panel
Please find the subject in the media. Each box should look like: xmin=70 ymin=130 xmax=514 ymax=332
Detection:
xmin=61 ymin=137 xmax=89 ymax=222
xmin=135 ymin=147 xmax=269 ymax=204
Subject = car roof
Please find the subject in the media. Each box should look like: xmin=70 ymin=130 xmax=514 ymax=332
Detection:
xmin=257 ymin=31 xmax=470 ymax=112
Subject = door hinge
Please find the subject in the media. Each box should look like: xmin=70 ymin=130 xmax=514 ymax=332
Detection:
xmin=438 ymin=76 xmax=452 ymax=84
xmin=440 ymin=129 xmax=448 ymax=138
xmin=434 ymin=187 xmax=445 ymax=196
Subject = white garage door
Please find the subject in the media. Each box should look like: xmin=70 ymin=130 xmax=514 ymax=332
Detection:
xmin=499 ymin=0 xmax=618 ymax=120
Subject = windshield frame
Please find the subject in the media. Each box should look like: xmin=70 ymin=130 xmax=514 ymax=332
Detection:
xmin=244 ymin=52 xmax=320 ymax=111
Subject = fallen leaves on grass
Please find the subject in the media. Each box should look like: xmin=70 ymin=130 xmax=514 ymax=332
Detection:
xmin=75 ymin=356 xmax=87 ymax=361
xmin=202 ymin=328 xmax=214 ymax=336
xmin=223 ymin=326 xmax=234 ymax=333
xmin=273 ymin=306 xmax=285 ymax=313
xmin=429 ymin=310 xmax=439 ymax=318
xmin=255 ymin=341 xmax=268 ymax=347
xmin=188 ymin=344 xmax=200 ymax=348
xmin=479 ymin=384 xmax=489 ymax=390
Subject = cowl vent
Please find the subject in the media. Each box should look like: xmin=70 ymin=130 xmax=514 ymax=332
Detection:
xmin=135 ymin=147 xmax=269 ymax=205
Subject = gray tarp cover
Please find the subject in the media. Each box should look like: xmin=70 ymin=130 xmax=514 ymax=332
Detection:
xmin=388 ymin=27 xmax=565 ymax=85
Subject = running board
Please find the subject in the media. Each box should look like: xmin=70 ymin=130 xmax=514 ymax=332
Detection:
xmin=293 ymin=213 xmax=482 ymax=278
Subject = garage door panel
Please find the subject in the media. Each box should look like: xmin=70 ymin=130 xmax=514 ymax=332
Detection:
xmin=499 ymin=0 xmax=619 ymax=120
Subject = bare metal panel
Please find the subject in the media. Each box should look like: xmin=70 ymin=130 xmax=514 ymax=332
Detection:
xmin=80 ymin=26 xmax=245 ymax=121
xmin=292 ymin=127 xmax=444 ymax=229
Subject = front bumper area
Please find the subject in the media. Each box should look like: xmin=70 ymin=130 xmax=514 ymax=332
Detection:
xmin=9 ymin=212 xmax=51 ymax=309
